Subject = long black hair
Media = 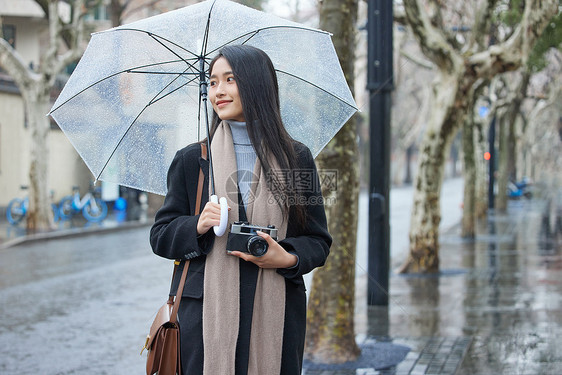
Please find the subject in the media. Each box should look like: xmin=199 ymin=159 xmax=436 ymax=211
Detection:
xmin=208 ymin=45 xmax=306 ymax=225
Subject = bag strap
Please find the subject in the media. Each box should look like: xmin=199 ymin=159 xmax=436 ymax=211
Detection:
xmin=195 ymin=142 xmax=207 ymax=214
xmin=169 ymin=142 xmax=208 ymax=324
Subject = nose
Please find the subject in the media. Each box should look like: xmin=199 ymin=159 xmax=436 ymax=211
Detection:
xmin=215 ymin=81 xmax=226 ymax=97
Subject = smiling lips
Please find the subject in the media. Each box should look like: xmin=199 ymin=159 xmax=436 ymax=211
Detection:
xmin=216 ymin=100 xmax=232 ymax=108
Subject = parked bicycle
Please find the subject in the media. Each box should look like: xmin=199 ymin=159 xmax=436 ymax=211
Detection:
xmin=59 ymin=185 xmax=108 ymax=223
xmin=6 ymin=186 xmax=60 ymax=225
xmin=507 ymin=177 xmax=533 ymax=199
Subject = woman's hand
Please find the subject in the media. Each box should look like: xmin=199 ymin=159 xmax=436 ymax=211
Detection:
xmin=229 ymin=231 xmax=298 ymax=269
xmin=196 ymin=202 xmax=230 ymax=235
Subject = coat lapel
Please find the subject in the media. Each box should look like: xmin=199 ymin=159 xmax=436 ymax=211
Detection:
xmin=197 ymin=146 xmax=210 ymax=207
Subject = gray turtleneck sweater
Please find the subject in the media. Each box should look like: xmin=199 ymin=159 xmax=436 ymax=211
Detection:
xmin=227 ymin=121 xmax=299 ymax=267
xmin=227 ymin=120 xmax=257 ymax=209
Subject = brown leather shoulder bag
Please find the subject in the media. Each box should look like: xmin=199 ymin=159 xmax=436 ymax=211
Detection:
xmin=143 ymin=142 xmax=207 ymax=375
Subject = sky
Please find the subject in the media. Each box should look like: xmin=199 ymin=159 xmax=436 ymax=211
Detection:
xmin=263 ymin=0 xmax=318 ymax=26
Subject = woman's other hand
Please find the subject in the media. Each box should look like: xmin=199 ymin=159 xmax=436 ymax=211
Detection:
xmin=196 ymin=202 xmax=230 ymax=235
xmin=229 ymin=231 xmax=298 ymax=269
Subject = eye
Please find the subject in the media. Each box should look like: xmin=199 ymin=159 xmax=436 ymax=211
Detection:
xmin=227 ymin=76 xmax=235 ymax=82
xmin=209 ymin=80 xmax=217 ymax=86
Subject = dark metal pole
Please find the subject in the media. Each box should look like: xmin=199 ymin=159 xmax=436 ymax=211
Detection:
xmin=488 ymin=115 xmax=496 ymax=210
xmin=487 ymin=27 xmax=497 ymax=211
xmin=367 ymin=0 xmax=393 ymax=306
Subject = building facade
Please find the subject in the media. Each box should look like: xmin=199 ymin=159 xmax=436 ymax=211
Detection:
xmin=0 ymin=0 xmax=110 ymax=208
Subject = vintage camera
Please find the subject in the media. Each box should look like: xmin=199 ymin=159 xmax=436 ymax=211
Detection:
xmin=226 ymin=221 xmax=278 ymax=257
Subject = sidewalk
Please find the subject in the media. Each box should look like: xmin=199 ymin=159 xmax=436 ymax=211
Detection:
xmin=305 ymin=198 xmax=561 ymax=374
xmin=0 ymin=210 xmax=153 ymax=250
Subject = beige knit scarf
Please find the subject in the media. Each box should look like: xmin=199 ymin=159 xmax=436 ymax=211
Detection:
xmin=202 ymin=122 xmax=287 ymax=375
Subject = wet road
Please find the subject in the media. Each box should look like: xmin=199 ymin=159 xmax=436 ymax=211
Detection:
xmin=455 ymin=201 xmax=562 ymax=375
xmin=0 ymin=226 xmax=168 ymax=374
xmin=0 ymin=179 xmax=464 ymax=375
xmin=1 ymin=184 xmax=560 ymax=374
xmin=356 ymin=199 xmax=562 ymax=374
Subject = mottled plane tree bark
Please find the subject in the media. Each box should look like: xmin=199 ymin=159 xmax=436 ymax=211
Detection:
xmin=398 ymin=0 xmax=557 ymax=273
xmin=305 ymin=0 xmax=361 ymax=364
xmin=495 ymin=9 xmax=560 ymax=211
xmin=461 ymin=78 xmax=488 ymax=238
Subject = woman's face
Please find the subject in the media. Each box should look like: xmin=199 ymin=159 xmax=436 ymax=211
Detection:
xmin=209 ymin=57 xmax=245 ymax=122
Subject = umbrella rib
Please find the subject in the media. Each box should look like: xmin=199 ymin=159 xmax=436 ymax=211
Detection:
xmin=200 ymin=0 xmax=216 ymax=57
xmin=205 ymin=25 xmax=329 ymax=56
xmin=49 ymin=60 xmax=198 ymax=114
xmin=114 ymin=28 xmax=200 ymax=60
xmin=149 ymin=75 xmax=200 ymax=105
xmin=276 ymin=69 xmax=359 ymax=110
xmin=148 ymin=33 xmax=199 ymax=68
xmin=96 ymin=106 xmax=148 ymax=182
xmin=97 ymin=66 xmax=196 ymax=180
xmin=126 ymin=70 xmax=199 ymax=75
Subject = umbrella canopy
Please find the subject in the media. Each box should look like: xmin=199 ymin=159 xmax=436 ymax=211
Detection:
xmin=49 ymin=0 xmax=358 ymax=195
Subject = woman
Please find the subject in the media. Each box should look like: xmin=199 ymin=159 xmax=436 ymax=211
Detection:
xmin=150 ymin=45 xmax=331 ymax=375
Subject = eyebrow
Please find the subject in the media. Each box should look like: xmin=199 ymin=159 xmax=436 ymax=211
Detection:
xmin=209 ymin=71 xmax=234 ymax=79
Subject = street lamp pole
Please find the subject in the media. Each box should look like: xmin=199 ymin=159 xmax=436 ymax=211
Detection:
xmin=488 ymin=115 xmax=496 ymax=210
xmin=367 ymin=0 xmax=393 ymax=306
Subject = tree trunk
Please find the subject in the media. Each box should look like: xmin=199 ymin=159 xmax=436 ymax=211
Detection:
xmin=25 ymin=89 xmax=54 ymax=231
xmin=507 ymin=70 xmax=530 ymax=180
xmin=399 ymin=0 xmax=557 ymax=273
xmin=1 ymin=0 xmax=85 ymax=231
xmin=474 ymin=122 xmax=489 ymax=218
xmin=305 ymin=0 xmax=360 ymax=363
xmin=110 ymin=0 xmax=124 ymax=27
xmin=398 ymin=72 xmax=467 ymax=273
xmin=405 ymin=145 xmax=414 ymax=184
xmin=0 ymin=41 xmax=54 ymax=231
xmin=461 ymin=79 xmax=488 ymax=237
xmin=495 ymin=113 xmax=509 ymax=212
xmin=461 ymin=120 xmax=476 ymax=238
xmin=495 ymin=70 xmax=531 ymax=211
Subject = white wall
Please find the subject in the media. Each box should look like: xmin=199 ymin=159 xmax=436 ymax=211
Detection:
xmin=0 ymin=91 xmax=30 ymax=205
xmin=1 ymin=16 xmax=46 ymax=67
xmin=0 ymin=90 xmax=91 ymax=206
xmin=48 ymin=130 xmax=92 ymax=202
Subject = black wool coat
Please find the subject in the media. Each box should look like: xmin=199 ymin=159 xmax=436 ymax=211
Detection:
xmin=150 ymin=141 xmax=332 ymax=375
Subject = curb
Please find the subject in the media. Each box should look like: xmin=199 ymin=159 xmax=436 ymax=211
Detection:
xmin=0 ymin=220 xmax=153 ymax=250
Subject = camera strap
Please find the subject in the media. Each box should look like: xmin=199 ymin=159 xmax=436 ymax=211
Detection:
xmin=237 ymin=187 xmax=248 ymax=222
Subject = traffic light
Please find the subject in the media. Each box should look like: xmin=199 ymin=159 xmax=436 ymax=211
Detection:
xmin=484 ymin=151 xmax=491 ymax=161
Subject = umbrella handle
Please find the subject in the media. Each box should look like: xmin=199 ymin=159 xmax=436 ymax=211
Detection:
xmin=211 ymin=195 xmax=228 ymax=236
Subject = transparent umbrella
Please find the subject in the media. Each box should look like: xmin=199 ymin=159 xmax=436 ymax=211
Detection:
xmin=48 ymin=0 xmax=358 ymax=196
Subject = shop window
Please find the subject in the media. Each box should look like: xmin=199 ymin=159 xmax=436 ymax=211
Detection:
xmin=2 ymin=24 xmax=15 ymax=48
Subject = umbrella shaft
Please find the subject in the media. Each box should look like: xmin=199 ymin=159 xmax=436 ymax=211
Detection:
xmin=203 ymin=94 xmax=215 ymax=196
xmin=195 ymin=55 xmax=215 ymax=196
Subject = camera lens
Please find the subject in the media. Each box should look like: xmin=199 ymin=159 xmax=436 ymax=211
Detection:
xmin=247 ymin=236 xmax=268 ymax=257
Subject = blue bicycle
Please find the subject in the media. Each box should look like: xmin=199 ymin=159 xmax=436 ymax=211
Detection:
xmin=6 ymin=186 xmax=60 ymax=225
xmin=58 ymin=185 xmax=108 ymax=222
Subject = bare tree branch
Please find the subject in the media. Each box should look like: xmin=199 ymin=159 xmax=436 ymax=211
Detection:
xmin=400 ymin=48 xmax=434 ymax=69
xmin=110 ymin=0 xmax=126 ymax=27
xmin=122 ymin=0 xmax=165 ymax=22
xmin=394 ymin=4 xmax=407 ymax=25
xmin=44 ymin=1 xmax=62 ymax=69
xmin=426 ymin=0 xmax=445 ymax=30
xmin=469 ymin=0 xmax=498 ymax=51
xmin=468 ymin=0 xmax=557 ymax=77
xmin=0 ymin=39 xmax=37 ymax=87
xmin=427 ymin=0 xmax=462 ymax=48
xmin=402 ymin=0 xmax=462 ymax=72
xmin=70 ymin=0 xmax=86 ymax=51
xmin=40 ymin=0 xmax=85 ymax=82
